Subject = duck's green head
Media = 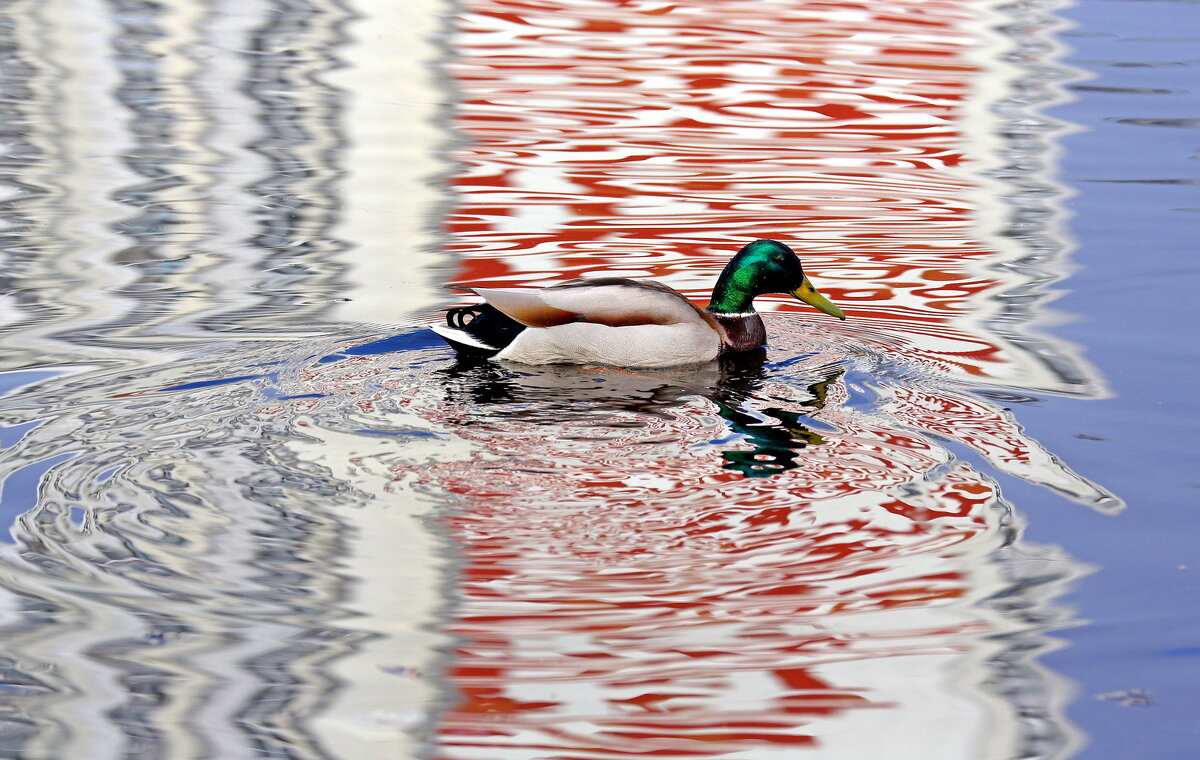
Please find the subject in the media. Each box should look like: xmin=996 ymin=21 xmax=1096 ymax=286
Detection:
xmin=707 ymin=239 xmax=846 ymax=319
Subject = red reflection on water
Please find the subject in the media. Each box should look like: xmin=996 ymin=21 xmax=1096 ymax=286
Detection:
xmin=256 ymin=326 xmax=1110 ymax=755
xmin=413 ymin=0 xmax=1102 ymax=755
xmin=444 ymin=0 xmax=1009 ymax=380
xmin=407 ymin=358 xmax=1007 ymax=755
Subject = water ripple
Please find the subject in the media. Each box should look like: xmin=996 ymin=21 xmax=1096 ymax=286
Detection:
xmin=432 ymin=0 xmax=1114 ymax=755
xmin=0 ymin=0 xmax=1123 ymax=758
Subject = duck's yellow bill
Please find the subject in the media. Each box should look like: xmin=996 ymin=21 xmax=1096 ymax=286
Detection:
xmin=791 ymin=278 xmax=846 ymax=320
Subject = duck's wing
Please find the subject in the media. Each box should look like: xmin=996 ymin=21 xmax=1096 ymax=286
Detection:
xmin=468 ymin=278 xmax=719 ymax=330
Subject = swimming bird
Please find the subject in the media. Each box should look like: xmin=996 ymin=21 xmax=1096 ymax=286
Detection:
xmin=431 ymin=239 xmax=845 ymax=368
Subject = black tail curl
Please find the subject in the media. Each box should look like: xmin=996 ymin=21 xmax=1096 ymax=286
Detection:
xmin=441 ymin=303 xmax=525 ymax=357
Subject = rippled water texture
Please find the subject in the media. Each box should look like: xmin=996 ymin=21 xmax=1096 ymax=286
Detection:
xmin=0 ymin=0 xmax=1193 ymax=758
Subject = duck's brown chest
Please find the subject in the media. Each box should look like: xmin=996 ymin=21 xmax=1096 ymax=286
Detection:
xmin=711 ymin=313 xmax=767 ymax=353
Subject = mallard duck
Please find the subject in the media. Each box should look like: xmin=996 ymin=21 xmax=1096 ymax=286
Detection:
xmin=431 ymin=239 xmax=845 ymax=368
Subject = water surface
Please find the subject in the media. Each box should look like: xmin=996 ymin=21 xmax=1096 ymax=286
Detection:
xmin=0 ymin=0 xmax=1195 ymax=758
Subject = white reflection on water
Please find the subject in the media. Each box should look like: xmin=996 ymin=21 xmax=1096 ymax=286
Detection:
xmin=0 ymin=0 xmax=1120 ymax=758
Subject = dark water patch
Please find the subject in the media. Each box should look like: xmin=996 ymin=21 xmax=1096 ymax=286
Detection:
xmin=1106 ymin=116 xmax=1198 ymax=128
xmin=1070 ymin=84 xmax=1183 ymax=94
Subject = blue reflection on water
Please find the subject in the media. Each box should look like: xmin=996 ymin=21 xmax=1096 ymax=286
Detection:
xmin=1017 ymin=0 xmax=1200 ymax=756
xmin=0 ymin=453 xmax=77 ymax=543
xmin=158 ymin=330 xmax=445 ymax=394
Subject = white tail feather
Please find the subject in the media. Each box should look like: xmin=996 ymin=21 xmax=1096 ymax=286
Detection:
xmin=430 ymin=323 xmax=497 ymax=351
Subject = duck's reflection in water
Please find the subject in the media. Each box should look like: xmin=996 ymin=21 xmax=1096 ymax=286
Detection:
xmin=436 ymin=350 xmax=843 ymax=478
